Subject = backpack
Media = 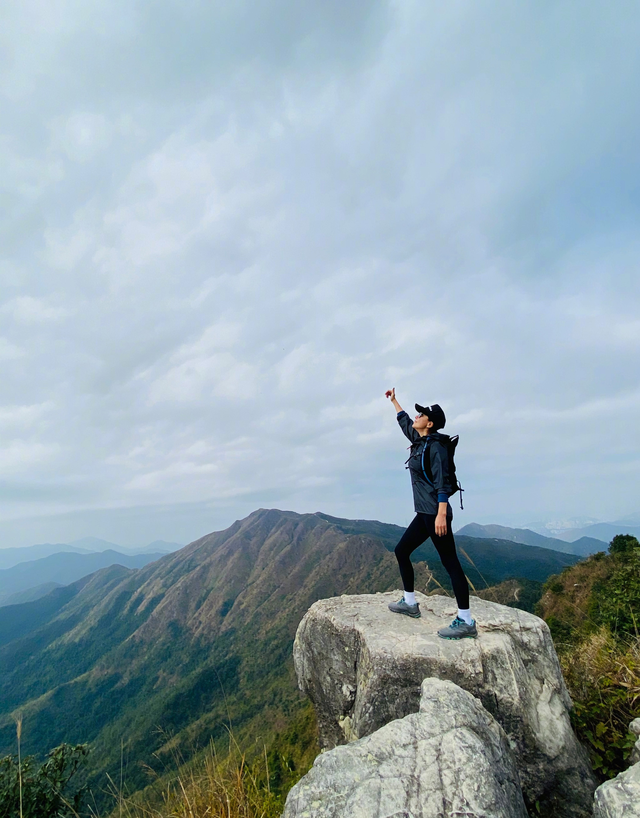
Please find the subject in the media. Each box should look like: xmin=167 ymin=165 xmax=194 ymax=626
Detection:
xmin=424 ymin=434 xmax=464 ymax=509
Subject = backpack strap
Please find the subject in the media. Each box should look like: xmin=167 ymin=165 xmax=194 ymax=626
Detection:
xmin=422 ymin=438 xmax=434 ymax=485
xmin=424 ymin=435 xmax=465 ymax=509
xmin=448 ymin=435 xmax=464 ymax=509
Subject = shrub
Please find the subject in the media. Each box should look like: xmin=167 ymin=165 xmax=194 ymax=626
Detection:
xmin=538 ymin=541 xmax=640 ymax=779
xmin=544 ymin=614 xmax=573 ymax=643
xmin=559 ymin=627 xmax=640 ymax=778
xmin=0 ymin=742 xmax=89 ymax=818
xmin=589 ymin=546 xmax=640 ymax=639
xmin=609 ymin=534 xmax=640 ymax=557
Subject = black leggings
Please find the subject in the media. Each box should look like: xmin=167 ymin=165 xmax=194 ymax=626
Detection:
xmin=394 ymin=513 xmax=469 ymax=609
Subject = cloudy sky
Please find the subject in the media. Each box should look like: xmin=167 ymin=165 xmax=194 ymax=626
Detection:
xmin=1 ymin=0 xmax=639 ymax=548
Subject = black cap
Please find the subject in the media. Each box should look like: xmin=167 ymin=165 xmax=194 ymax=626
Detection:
xmin=415 ymin=402 xmax=446 ymax=430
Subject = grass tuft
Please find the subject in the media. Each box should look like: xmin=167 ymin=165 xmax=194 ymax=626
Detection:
xmin=560 ymin=627 xmax=640 ymax=777
xmin=100 ymin=737 xmax=283 ymax=818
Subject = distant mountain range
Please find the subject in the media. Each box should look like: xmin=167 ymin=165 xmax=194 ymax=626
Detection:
xmin=525 ymin=515 xmax=640 ymax=543
xmin=0 ymin=538 xmax=183 ymax=571
xmin=1 ymin=581 xmax=64 ymax=606
xmin=0 ymin=549 xmax=169 ymax=607
xmin=314 ymin=513 xmax=579 ymax=583
xmin=546 ymin=521 xmax=640 ymax=543
xmin=455 ymin=523 xmax=606 ymax=557
xmin=0 ymin=508 xmax=582 ymax=810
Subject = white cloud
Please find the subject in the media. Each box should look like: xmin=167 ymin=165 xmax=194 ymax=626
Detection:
xmin=0 ymin=339 xmax=26 ymax=361
xmin=50 ymin=112 xmax=113 ymax=162
xmin=0 ymin=0 xmax=639 ymax=545
xmin=0 ymin=440 xmax=61 ymax=475
xmin=614 ymin=321 xmax=640 ymax=345
xmin=0 ymin=136 xmax=65 ymax=201
xmin=43 ymin=224 xmax=94 ymax=270
xmin=2 ymin=297 xmax=72 ymax=324
xmin=0 ymin=402 xmax=54 ymax=430
xmin=146 ymin=352 xmax=259 ymax=404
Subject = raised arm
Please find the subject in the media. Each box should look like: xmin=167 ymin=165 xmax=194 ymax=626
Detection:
xmin=385 ymin=387 xmax=403 ymax=413
xmin=385 ymin=388 xmax=420 ymax=442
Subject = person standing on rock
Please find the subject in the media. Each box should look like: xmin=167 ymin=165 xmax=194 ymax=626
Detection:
xmin=384 ymin=388 xmax=477 ymax=639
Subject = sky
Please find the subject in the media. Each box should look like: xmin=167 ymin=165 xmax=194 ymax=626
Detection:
xmin=1 ymin=0 xmax=639 ymax=548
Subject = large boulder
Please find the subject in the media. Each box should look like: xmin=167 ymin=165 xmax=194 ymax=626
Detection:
xmin=293 ymin=591 xmax=596 ymax=818
xmin=283 ymin=678 xmax=527 ymax=818
xmin=593 ymin=760 xmax=640 ymax=817
xmin=630 ymin=718 xmax=640 ymax=766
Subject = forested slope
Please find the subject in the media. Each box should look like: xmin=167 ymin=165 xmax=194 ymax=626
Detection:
xmin=0 ymin=508 xmax=584 ymax=811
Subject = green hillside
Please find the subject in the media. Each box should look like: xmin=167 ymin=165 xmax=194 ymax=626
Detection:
xmin=0 ymin=511 xmax=403 ymax=810
xmin=537 ymin=534 xmax=640 ymax=778
xmin=317 ymin=512 xmax=580 ymax=584
xmin=0 ymin=508 xmax=583 ymax=812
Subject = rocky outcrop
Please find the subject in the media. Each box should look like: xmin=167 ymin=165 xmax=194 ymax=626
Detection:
xmin=593 ymin=722 xmax=640 ymax=818
xmin=293 ymin=591 xmax=596 ymax=817
xmin=630 ymin=718 xmax=640 ymax=766
xmin=283 ymin=678 xmax=527 ymax=818
xmin=593 ymin=760 xmax=640 ymax=817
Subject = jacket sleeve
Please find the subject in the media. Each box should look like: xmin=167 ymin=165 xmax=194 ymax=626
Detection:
xmin=428 ymin=440 xmax=450 ymax=503
xmin=396 ymin=410 xmax=420 ymax=443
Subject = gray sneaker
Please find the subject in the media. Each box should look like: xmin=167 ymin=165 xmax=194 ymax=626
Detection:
xmin=437 ymin=616 xmax=477 ymax=639
xmin=388 ymin=597 xmax=421 ymax=618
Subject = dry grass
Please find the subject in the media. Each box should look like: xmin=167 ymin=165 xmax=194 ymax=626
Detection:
xmin=561 ymin=627 xmax=640 ymax=705
xmin=537 ymin=554 xmax=612 ymax=628
xmin=98 ymin=736 xmax=284 ymax=818
xmin=476 ymin=579 xmax=523 ymax=606
xmin=559 ymin=626 xmax=640 ymax=775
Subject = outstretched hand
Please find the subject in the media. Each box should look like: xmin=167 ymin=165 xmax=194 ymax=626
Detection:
xmin=386 ymin=388 xmax=402 ymax=413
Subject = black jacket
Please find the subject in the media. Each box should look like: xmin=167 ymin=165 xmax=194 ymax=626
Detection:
xmin=397 ymin=411 xmax=453 ymax=517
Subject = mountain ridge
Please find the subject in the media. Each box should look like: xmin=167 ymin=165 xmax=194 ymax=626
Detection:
xmin=310 ymin=511 xmax=580 ymax=582
xmin=0 ymin=507 xmax=583 ymax=810
xmin=0 ymin=538 xmax=183 ymax=572
xmin=455 ymin=522 xmax=606 ymax=556
xmin=0 ymin=581 xmax=64 ymax=607
xmin=549 ymin=521 xmax=640 ymax=543
xmin=0 ymin=549 xmax=168 ymax=606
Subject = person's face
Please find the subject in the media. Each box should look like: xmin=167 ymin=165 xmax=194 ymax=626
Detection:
xmin=412 ymin=412 xmax=433 ymax=433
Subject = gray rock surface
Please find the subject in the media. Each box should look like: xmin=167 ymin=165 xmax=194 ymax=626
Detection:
xmin=593 ymin=760 xmax=640 ymax=817
xmin=294 ymin=591 xmax=596 ymax=817
xmin=630 ymin=718 xmax=640 ymax=766
xmin=283 ymin=678 xmax=527 ymax=818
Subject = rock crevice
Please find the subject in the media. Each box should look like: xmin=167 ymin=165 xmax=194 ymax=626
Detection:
xmin=283 ymin=678 xmax=528 ymax=818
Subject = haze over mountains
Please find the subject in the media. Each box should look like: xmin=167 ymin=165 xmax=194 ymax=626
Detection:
xmin=526 ymin=515 xmax=640 ymax=543
xmin=0 ymin=538 xmax=184 ymax=607
xmin=455 ymin=523 xmax=606 ymax=557
xmin=3 ymin=513 xmax=625 ymax=612
xmin=0 ymin=549 xmax=169 ymax=607
xmin=0 ymin=508 xmax=581 ymax=810
xmin=0 ymin=537 xmax=183 ymax=571
xmin=548 ymin=521 xmax=640 ymax=543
